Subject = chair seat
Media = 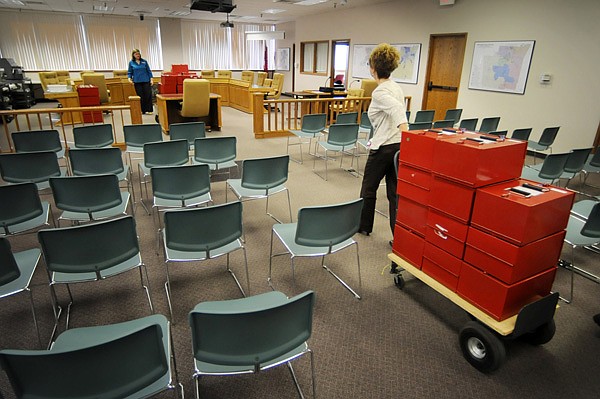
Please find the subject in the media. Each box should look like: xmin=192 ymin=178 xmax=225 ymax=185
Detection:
xmin=317 ymin=141 xmax=355 ymax=153
xmin=50 ymin=314 xmax=173 ymax=399
xmin=193 ymin=159 xmax=237 ymax=171
xmin=288 ymin=129 xmax=323 ymax=140
xmin=154 ymin=192 xmax=212 ymax=209
xmin=527 ymin=141 xmax=549 ymax=151
xmin=272 ymin=222 xmax=356 ymax=257
xmin=164 ymin=235 xmax=243 ymax=262
xmin=565 ymin=216 xmax=600 ymax=246
xmin=227 ymin=180 xmax=287 ymax=199
xmin=571 ymin=200 xmax=598 ymax=220
xmin=357 ymin=138 xmax=369 ymax=150
xmin=0 ymin=248 xmax=40 ymax=298
xmin=1 ymin=201 xmax=50 ymax=237
xmin=51 ymin=253 xmax=142 ymax=284
xmin=58 ymin=192 xmax=130 ymax=223
xmin=520 ymin=166 xmax=554 ymax=185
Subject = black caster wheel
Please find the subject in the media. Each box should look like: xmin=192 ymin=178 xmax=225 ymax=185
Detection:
xmin=459 ymin=321 xmax=506 ymax=373
xmin=394 ymin=274 xmax=405 ymax=289
xmin=521 ymin=319 xmax=556 ymax=346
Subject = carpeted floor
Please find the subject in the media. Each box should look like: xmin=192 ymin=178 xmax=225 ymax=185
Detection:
xmin=1 ymin=106 xmax=600 ymax=398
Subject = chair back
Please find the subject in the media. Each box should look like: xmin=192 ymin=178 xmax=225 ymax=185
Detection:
xmin=444 ymin=108 xmax=462 ymax=124
xmin=38 ymin=72 xmax=58 ymax=91
xmin=217 ymin=70 xmax=232 ymax=79
xmin=268 ymin=73 xmax=284 ymax=98
xmin=241 ymin=71 xmax=254 ymax=84
xmin=487 ymin=130 xmax=508 ymax=137
xmin=459 ymin=118 xmax=478 ymax=131
xmin=38 ymin=216 xmax=140 ymax=274
xmin=0 ymin=237 xmax=21 ymax=285
xmin=124 ymin=124 xmax=163 ymax=148
xmin=414 ymin=110 xmax=435 ymax=123
xmin=241 ymin=155 xmax=289 ymax=190
xmin=189 ymin=290 xmax=314 ymax=367
xmin=263 ymin=78 xmax=273 ymax=88
xmin=201 ymin=70 xmax=215 ymax=78
xmin=581 ymin=203 xmax=600 ymax=239
xmin=408 ymin=122 xmax=432 ymax=131
xmin=0 ymin=151 xmax=61 ymax=184
xmin=69 ymin=147 xmax=125 ymax=176
xmin=538 ymin=153 xmax=569 ymax=180
xmin=359 ymin=112 xmax=372 ymax=130
xmin=360 ymin=79 xmax=377 ymax=97
xmin=12 ymin=130 xmax=62 ymax=154
xmin=55 ymin=71 xmax=70 ymax=84
xmin=432 ymin=120 xmax=454 ymax=128
xmin=295 ymin=198 xmax=363 ymax=248
xmin=73 ymin=124 xmax=114 ymax=148
xmin=81 ymin=72 xmax=110 ymax=104
xmin=151 ymin=164 xmax=210 ymax=201
xmin=113 ymin=70 xmax=128 ymax=78
xmin=170 ymin=122 xmax=206 ymax=147
xmin=538 ymin=126 xmax=560 ymax=147
xmin=327 ymin=123 xmax=359 ymax=147
xmin=336 ymin=112 xmax=358 ymax=124
xmin=479 ymin=117 xmax=501 ymax=133
xmin=0 ymin=183 xmax=44 ymax=235
xmin=564 ymin=148 xmax=593 ymax=174
xmin=143 ymin=139 xmax=189 ymax=168
xmin=0 ymin=321 xmax=168 ymax=398
xmin=256 ymin=71 xmax=267 ymax=86
xmin=194 ymin=136 xmax=237 ymax=166
xmin=164 ymin=201 xmax=242 ymax=252
xmin=511 ymin=128 xmax=532 ymax=141
xmin=300 ymin=113 xmax=327 ymax=134
xmin=50 ymin=174 xmax=122 ymax=214
xmin=181 ymin=79 xmax=210 ymax=118
xmin=589 ymin=150 xmax=600 ymax=168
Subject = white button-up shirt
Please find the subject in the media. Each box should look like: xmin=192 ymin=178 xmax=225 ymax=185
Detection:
xmin=367 ymin=79 xmax=408 ymax=150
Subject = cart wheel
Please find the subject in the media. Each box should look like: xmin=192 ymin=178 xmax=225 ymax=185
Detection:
xmin=459 ymin=321 xmax=506 ymax=373
xmin=521 ymin=319 xmax=556 ymax=346
xmin=394 ymin=274 xmax=405 ymax=289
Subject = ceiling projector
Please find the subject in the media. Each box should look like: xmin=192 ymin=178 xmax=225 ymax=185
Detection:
xmin=220 ymin=20 xmax=234 ymax=28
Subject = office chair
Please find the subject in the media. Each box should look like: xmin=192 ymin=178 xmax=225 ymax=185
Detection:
xmin=179 ymin=79 xmax=211 ymax=123
xmin=217 ymin=70 xmax=232 ymax=79
xmin=38 ymin=71 xmax=58 ymax=91
xmin=266 ymin=73 xmax=284 ymax=100
xmin=81 ymin=72 xmax=110 ymax=104
xmin=201 ymin=70 xmax=215 ymax=78
xmin=360 ymin=79 xmax=378 ymax=97
xmin=241 ymin=70 xmax=254 ymax=84
xmin=256 ymin=71 xmax=267 ymax=86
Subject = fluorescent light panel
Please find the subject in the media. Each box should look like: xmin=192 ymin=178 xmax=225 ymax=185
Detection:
xmin=246 ymin=31 xmax=285 ymax=41
xmin=262 ymin=8 xmax=286 ymax=14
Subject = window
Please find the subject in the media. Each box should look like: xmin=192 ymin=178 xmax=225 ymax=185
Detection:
xmin=300 ymin=41 xmax=328 ymax=75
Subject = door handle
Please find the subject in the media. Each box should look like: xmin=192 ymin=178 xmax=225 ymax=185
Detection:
xmin=428 ymin=81 xmax=458 ymax=91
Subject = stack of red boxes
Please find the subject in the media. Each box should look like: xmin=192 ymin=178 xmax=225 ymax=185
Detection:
xmin=393 ymin=129 xmax=574 ymax=321
xmin=77 ymin=84 xmax=102 ymax=123
xmin=159 ymin=64 xmax=198 ymax=94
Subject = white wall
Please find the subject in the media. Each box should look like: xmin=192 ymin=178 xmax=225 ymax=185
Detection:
xmin=291 ymin=0 xmax=600 ymax=153
xmin=159 ymin=18 xmax=184 ymax=68
xmin=274 ymin=21 xmax=295 ymax=93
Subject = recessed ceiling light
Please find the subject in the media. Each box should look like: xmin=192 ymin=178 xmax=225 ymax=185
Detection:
xmin=295 ymin=0 xmax=329 ymax=5
xmin=0 ymin=0 xmax=25 ymax=6
xmin=170 ymin=10 xmax=191 ymax=16
xmin=262 ymin=8 xmax=286 ymax=14
xmin=93 ymin=5 xmax=114 ymax=12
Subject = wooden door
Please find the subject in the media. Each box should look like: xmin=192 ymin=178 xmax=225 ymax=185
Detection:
xmin=422 ymin=34 xmax=467 ymax=121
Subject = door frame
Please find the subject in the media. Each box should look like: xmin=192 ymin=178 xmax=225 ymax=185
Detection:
xmin=330 ymin=39 xmax=350 ymax=87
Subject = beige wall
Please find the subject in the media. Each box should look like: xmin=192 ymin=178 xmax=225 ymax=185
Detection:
xmin=291 ymin=0 xmax=600 ymax=153
xmin=159 ymin=18 xmax=184 ymax=69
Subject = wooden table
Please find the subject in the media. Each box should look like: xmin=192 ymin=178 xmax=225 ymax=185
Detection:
xmin=155 ymin=93 xmax=222 ymax=133
xmin=44 ymin=91 xmax=83 ymax=125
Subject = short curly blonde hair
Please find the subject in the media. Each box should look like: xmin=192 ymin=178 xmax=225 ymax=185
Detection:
xmin=369 ymin=43 xmax=400 ymax=79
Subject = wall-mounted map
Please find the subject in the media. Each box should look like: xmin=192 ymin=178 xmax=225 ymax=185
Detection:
xmin=468 ymin=40 xmax=535 ymax=94
xmin=352 ymin=43 xmax=421 ymax=84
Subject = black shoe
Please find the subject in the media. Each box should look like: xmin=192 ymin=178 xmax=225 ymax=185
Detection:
xmin=594 ymin=313 xmax=600 ymax=326
xmin=389 ymin=240 xmax=393 ymax=248
xmin=358 ymin=230 xmax=370 ymax=236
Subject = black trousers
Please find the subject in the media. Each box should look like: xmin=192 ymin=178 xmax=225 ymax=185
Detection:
xmin=359 ymin=142 xmax=400 ymax=234
xmin=134 ymin=81 xmax=153 ymax=113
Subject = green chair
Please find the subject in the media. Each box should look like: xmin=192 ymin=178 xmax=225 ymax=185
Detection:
xmin=487 ymin=130 xmax=508 ymax=137
xmin=0 ymin=237 xmax=43 ymax=347
xmin=521 ymin=152 xmax=570 ymax=185
xmin=287 ymin=113 xmax=327 ymax=164
xmin=151 ymin=164 xmax=213 ymax=251
xmin=38 ymin=216 xmax=154 ymax=340
xmin=458 ymin=118 xmax=478 ymax=131
xmin=582 ymin=150 xmax=600 ymax=190
xmin=49 ymin=174 xmax=130 ymax=226
xmin=269 ymin=198 xmax=363 ymax=299
xmin=313 ymin=123 xmax=359 ymax=181
xmin=413 ymin=110 xmax=435 ymax=123
xmin=408 ymin=122 xmax=432 ymax=130
xmin=444 ymin=108 xmax=462 ymax=125
xmin=12 ymin=129 xmax=65 ymax=160
xmin=0 ymin=182 xmax=51 ymax=237
xmin=511 ymin=128 xmax=532 ymax=141
xmin=170 ymin=121 xmax=206 ymax=150
xmin=138 ymin=139 xmax=189 ymax=211
xmin=193 ymin=136 xmax=238 ymax=182
xmin=432 ymin=120 xmax=455 ymax=129
xmin=335 ymin=111 xmax=358 ymax=124
xmin=162 ymin=202 xmax=249 ymax=320
xmin=558 ymin=147 xmax=593 ymax=188
xmin=72 ymin=123 xmax=114 ymax=149
xmin=0 ymin=151 xmax=64 ymax=191
xmin=478 ymin=117 xmax=500 ymax=133
xmin=560 ymin=202 xmax=600 ymax=303
xmin=528 ymin=126 xmax=560 ymax=164
xmin=358 ymin=111 xmax=372 ymax=137
xmin=355 ymin=122 xmax=375 ymax=176
xmin=226 ymin=155 xmax=292 ymax=225
xmin=0 ymin=314 xmax=180 ymax=398
xmin=189 ymin=290 xmax=316 ymax=399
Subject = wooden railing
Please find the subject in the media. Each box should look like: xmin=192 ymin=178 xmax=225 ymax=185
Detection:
xmin=252 ymin=93 xmax=372 ymax=139
xmin=0 ymin=97 xmax=142 ymax=152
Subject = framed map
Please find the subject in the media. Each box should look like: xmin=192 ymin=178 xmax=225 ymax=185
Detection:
xmin=275 ymin=47 xmax=290 ymax=71
xmin=468 ymin=40 xmax=535 ymax=94
xmin=351 ymin=43 xmax=421 ymax=84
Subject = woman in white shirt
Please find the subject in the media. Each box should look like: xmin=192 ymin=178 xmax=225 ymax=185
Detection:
xmin=358 ymin=43 xmax=408 ymax=238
